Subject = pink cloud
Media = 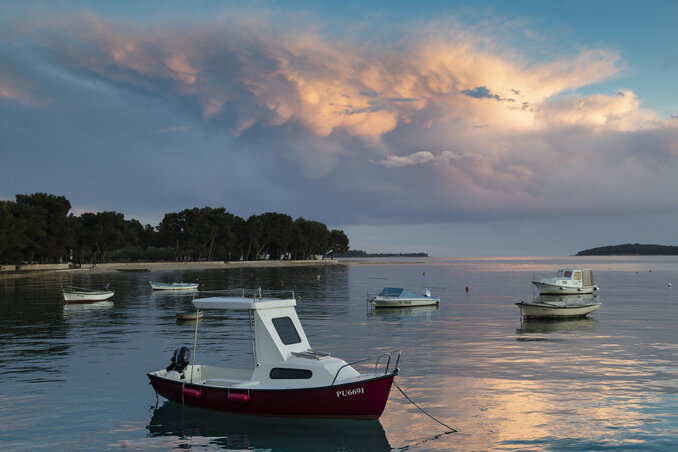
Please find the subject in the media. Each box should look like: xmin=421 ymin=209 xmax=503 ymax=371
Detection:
xmin=13 ymin=12 xmax=678 ymax=220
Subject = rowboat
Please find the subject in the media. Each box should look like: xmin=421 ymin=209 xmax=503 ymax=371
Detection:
xmin=532 ymin=268 xmax=598 ymax=295
xmin=516 ymin=295 xmax=601 ymax=319
xmin=148 ymin=289 xmax=400 ymax=419
xmin=368 ymin=287 xmax=440 ymax=308
xmin=62 ymin=286 xmax=114 ymax=303
xmin=176 ymin=310 xmax=204 ymax=321
xmin=150 ymin=281 xmax=200 ymax=291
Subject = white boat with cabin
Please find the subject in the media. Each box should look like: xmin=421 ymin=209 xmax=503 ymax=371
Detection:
xmin=532 ymin=268 xmax=598 ymax=295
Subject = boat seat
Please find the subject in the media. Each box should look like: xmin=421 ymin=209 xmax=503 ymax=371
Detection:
xmin=204 ymin=378 xmax=249 ymax=387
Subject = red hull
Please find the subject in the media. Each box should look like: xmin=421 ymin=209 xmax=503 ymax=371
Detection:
xmin=148 ymin=373 xmax=395 ymax=419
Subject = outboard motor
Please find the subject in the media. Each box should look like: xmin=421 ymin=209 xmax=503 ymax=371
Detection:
xmin=166 ymin=346 xmax=191 ymax=373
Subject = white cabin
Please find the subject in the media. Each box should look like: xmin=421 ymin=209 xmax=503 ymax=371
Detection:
xmin=191 ymin=295 xmax=361 ymax=389
xmin=532 ymin=268 xmax=598 ymax=295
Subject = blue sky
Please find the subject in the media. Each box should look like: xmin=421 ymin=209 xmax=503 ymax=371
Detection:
xmin=2 ymin=1 xmax=678 ymax=256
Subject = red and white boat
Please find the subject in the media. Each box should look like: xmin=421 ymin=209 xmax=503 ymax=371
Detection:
xmin=147 ymin=289 xmax=400 ymax=419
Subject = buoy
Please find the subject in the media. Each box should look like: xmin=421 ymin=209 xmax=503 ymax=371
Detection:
xmin=465 ymin=286 xmax=469 ymax=292
xmin=669 ymin=283 xmax=672 ymax=288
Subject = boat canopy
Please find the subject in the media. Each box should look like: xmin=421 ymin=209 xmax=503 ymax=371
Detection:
xmin=194 ymin=297 xmax=296 ymax=311
xmin=378 ymin=287 xmax=424 ymax=298
xmin=193 ymin=293 xmax=309 ymax=365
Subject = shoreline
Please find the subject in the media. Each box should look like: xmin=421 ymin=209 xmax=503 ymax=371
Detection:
xmin=0 ymin=259 xmax=342 ymax=279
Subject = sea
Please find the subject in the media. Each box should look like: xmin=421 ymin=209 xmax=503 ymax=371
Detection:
xmin=1 ymin=256 xmax=677 ymax=451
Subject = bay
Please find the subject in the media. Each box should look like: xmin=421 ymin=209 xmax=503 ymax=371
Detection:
xmin=1 ymin=256 xmax=677 ymax=450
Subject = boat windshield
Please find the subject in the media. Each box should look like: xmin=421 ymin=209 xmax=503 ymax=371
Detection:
xmin=556 ymin=270 xmax=564 ymax=277
xmin=563 ymin=270 xmax=572 ymax=278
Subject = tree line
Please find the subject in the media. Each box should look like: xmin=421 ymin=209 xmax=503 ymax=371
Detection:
xmin=0 ymin=193 xmax=349 ymax=265
xmin=576 ymin=243 xmax=678 ymax=255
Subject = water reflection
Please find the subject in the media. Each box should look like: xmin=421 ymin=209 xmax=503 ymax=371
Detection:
xmin=62 ymin=301 xmax=114 ymax=319
xmin=517 ymin=317 xmax=601 ymax=335
xmin=148 ymin=401 xmax=391 ymax=451
xmin=369 ymin=305 xmax=440 ymax=321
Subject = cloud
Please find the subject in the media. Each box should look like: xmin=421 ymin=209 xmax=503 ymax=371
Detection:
xmin=157 ymin=125 xmax=192 ymax=134
xmin=461 ymin=86 xmax=502 ymax=100
xmin=2 ymin=9 xmax=678 ymax=230
xmin=379 ymin=150 xmax=479 ymax=168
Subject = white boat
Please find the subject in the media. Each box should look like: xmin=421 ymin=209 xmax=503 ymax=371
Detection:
xmin=532 ymin=268 xmax=598 ymax=295
xmin=63 ymin=286 xmax=114 ymax=303
xmin=516 ymin=296 xmax=602 ymax=319
xmin=368 ymin=287 xmax=440 ymax=308
xmin=150 ymin=281 xmax=200 ymax=291
xmin=148 ymin=289 xmax=400 ymax=419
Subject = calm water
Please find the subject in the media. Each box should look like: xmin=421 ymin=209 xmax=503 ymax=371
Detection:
xmin=1 ymin=256 xmax=677 ymax=451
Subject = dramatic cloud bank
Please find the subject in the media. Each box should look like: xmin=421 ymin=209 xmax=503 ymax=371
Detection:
xmin=2 ymin=9 xmax=678 ymax=233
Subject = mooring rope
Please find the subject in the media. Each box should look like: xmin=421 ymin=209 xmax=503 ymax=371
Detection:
xmin=394 ymin=382 xmax=457 ymax=433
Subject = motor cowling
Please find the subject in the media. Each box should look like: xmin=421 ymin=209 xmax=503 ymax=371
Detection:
xmin=166 ymin=346 xmax=190 ymax=373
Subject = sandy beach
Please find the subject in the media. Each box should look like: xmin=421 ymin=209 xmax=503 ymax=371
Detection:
xmin=0 ymin=259 xmax=342 ymax=279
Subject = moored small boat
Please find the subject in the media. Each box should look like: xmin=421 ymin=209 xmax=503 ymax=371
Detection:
xmin=532 ymin=268 xmax=598 ymax=295
xmin=148 ymin=289 xmax=400 ymax=419
xmin=150 ymin=281 xmax=200 ymax=291
xmin=368 ymin=287 xmax=440 ymax=308
xmin=176 ymin=310 xmax=204 ymax=321
xmin=63 ymin=286 xmax=114 ymax=303
xmin=516 ymin=297 xmax=602 ymax=319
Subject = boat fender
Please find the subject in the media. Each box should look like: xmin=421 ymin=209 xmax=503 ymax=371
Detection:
xmin=227 ymin=392 xmax=250 ymax=402
xmin=166 ymin=347 xmax=191 ymax=373
xmin=183 ymin=387 xmax=202 ymax=398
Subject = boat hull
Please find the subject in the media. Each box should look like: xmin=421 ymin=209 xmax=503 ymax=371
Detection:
xmin=532 ymin=281 xmax=597 ymax=295
xmin=370 ymin=297 xmax=439 ymax=308
xmin=176 ymin=311 xmax=204 ymax=321
xmin=147 ymin=372 xmax=396 ymax=419
xmin=63 ymin=291 xmax=114 ymax=303
xmin=151 ymin=282 xmax=199 ymax=291
xmin=516 ymin=301 xmax=601 ymax=319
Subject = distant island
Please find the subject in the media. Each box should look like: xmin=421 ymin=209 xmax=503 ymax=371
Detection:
xmin=576 ymin=243 xmax=678 ymax=255
xmin=335 ymin=250 xmax=429 ymax=258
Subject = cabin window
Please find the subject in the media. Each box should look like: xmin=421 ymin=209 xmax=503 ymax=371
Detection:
xmin=270 ymin=368 xmax=312 ymax=379
xmin=556 ymin=270 xmax=564 ymax=277
xmin=272 ymin=317 xmax=302 ymax=345
xmin=574 ymin=271 xmax=581 ymax=280
xmin=563 ymin=270 xmax=572 ymax=278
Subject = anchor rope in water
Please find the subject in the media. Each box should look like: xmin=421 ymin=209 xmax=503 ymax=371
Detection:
xmin=394 ymin=381 xmax=457 ymax=433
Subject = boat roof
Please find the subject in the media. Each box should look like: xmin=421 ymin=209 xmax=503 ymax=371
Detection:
xmin=378 ymin=287 xmax=423 ymax=298
xmin=194 ymin=296 xmax=296 ymax=311
xmin=556 ymin=268 xmax=591 ymax=271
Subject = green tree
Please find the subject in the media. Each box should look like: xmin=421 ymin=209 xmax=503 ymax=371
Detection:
xmin=259 ymin=212 xmax=293 ymax=260
xmin=326 ymin=229 xmax=349 ymax=258
xmin=0 ymin=201 xmax=26 ymax=264
xmin=157 ymin=212 xmax=185 ymax=260
xmin=291 ymin=218 xmax=330 ymax=259
xmin=17 ymin=193 xmax=75 ymax=262
xmin=79 ymin=211 xmax=129 ymax=263
xmin=11 ymin=196 xmax=47 ymax=263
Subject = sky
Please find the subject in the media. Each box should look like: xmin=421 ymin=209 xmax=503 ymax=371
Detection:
xmin=1 ymin=0 xmax=678 ymax=257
